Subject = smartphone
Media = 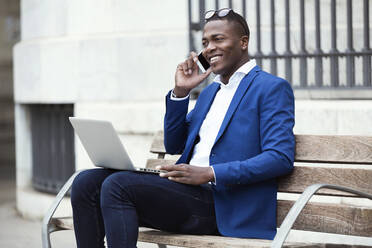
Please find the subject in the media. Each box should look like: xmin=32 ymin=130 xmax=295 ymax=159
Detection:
xmin=197 ymin=51 xmax=210 ymax=73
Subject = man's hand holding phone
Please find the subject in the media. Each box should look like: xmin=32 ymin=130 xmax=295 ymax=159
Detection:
xmin=173 ymin=51 xmax=212 ymax=98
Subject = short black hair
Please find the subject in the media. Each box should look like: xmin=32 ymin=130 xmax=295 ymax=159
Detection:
xmin=205 ymin=10 xmax=250 ymax=40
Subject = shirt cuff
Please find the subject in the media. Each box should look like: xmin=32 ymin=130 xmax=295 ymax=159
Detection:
xmin=210 ymin=166 xmax=217 ymax=185
xmin=170 ymin=89 xmax=189 ymax=101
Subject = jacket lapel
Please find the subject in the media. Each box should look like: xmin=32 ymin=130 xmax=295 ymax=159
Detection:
xmin=193 ymin=82 xmax=221 ymax=134
xmin=214 ymin=66 xmax=260 ymax=144
xmin=180 ymin=82 xmax=220 ymax=163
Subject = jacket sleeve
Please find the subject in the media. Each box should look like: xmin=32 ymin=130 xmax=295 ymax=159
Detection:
xmin=163 ymin=90 xmax=194 ymax=154
xmin=212 ymin=80 xmax=295 ymax=186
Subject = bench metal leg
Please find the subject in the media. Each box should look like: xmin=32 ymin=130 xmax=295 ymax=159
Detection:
xmin=42 ymin=170 xmax=86 ymax=248
xmin=157 ymin=244 xmax=167 ymax=248
xmin=271 ymin=183 xmax=372 ymax=248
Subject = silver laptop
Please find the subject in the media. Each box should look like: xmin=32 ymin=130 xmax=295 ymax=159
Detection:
xmin=69 ymin=117 xmax=164 ymax=174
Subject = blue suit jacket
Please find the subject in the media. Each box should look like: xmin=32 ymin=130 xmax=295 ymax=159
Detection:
xmin=163 ymin=66 xmax=295 ymax=240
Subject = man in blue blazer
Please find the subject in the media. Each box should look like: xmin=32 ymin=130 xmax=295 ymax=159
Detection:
xmin=159 ymin=9 xmax=295 ymax=240
xmin=70 ymin=8 xmax=294 ymax=248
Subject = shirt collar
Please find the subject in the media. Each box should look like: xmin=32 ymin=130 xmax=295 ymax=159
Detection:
xmin=214 ymin=59 xmax=257 ymax=89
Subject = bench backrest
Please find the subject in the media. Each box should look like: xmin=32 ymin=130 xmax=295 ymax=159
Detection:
xmin=147 ymin=132 xmax=372 ymax=237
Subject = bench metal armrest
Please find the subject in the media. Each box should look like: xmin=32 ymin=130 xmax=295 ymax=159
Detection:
xmin=42 ymin=170 xmax=86 ymax=248
xmin=271 ymin=183 xmax=372 ymax=248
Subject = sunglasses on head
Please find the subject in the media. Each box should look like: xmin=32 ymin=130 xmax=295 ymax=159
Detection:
xmin=204 ymin=8 xmax=233 ymax=21
xmin=204 ymin=8 xmax=249 ymax=36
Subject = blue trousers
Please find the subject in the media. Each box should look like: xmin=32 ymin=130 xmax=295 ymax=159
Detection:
xmin=70 ymin=169 xmax=218 ymax=248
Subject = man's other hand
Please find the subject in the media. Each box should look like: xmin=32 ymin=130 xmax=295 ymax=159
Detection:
xmin=173 ymin=51 xmax=212 ymax=98
xmin=157 ymin=164 xmax=214 ymax=185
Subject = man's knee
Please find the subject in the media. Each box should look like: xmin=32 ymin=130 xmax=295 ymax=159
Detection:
xmin=100 ymin=171 xmax=140 ymax=207
xmin=71 ymin=169 xmax=104 ymax=205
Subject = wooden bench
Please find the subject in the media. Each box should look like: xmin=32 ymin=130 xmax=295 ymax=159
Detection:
xmin=42 ymin=132 xmax=372 ymax=248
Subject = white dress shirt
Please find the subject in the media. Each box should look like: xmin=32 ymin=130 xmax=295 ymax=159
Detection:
xmin=189 ymin=59 xmax=257 ymax=168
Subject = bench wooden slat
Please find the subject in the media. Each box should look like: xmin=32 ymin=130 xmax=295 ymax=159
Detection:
xmin=51 ymin=217 xmax=73 ymax=230
xmin=146 ymin=158 xmax=177 ymax=168
xmin=146 ymin=159 xmax=372 ymax=197
xmin=295 ymin=135 xmax=372 ymax=164
xmin=51 ymin=217 xmax=371 ymax=247
xmin=277 ymin=200 xmax=372 ymax=237
xmin=139 ymin=228 xmax=272 ymax=248
xmin=150 ymin=131 xmax=166 ymax=155
xmin=138 ymin=228 xmax=326 ymax=248
xmin=150 ymin=132 xmax=372 ymax=165
xmin=278 ymin=166 xmax=372 ymax=196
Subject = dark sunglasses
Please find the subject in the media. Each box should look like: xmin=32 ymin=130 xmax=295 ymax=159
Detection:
xmin=204 ymin=8 xmax=233 ymax=21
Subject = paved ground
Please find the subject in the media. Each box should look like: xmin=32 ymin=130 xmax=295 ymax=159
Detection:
xmin=0 ymin=165 xmax=77 ymax=248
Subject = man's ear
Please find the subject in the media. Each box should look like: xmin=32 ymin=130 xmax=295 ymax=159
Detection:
xmin=240 ymin=36 xmax=249 ymax=51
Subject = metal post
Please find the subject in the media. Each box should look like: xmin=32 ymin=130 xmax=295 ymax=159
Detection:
xmin=199 ymin=0 xmax=205 ymax=29
xmin=299 ymin=0 xmax=307 ymax=87
xmin=362 ymin=0 xmax=371 ymax=86
xmin=242 ymin=0 xmax=246 ymax=19
xmin=284 ymin=0 xmax=292 ymax=85
xmin=188 ymin=0 xmax=194 ymax=52
xmin=330 ymin=0 xmax=339 ymax=87
xmin=255 ymin=0 xmax=263 ymax=67
xmin=314 ymin=0 xmax=323 ymax=87
xmin=269 ymin=0 xmax=277 ymax=75
xmin=346 ymin=0 xmax=355 ymax=87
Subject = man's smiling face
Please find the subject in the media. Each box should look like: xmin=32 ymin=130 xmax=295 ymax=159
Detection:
xmin=202 ymin=19 xmax=248 ymax=82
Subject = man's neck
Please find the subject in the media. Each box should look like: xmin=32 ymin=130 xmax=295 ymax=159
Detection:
xmin=220 ymin=56 xmax=250 ymax=84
